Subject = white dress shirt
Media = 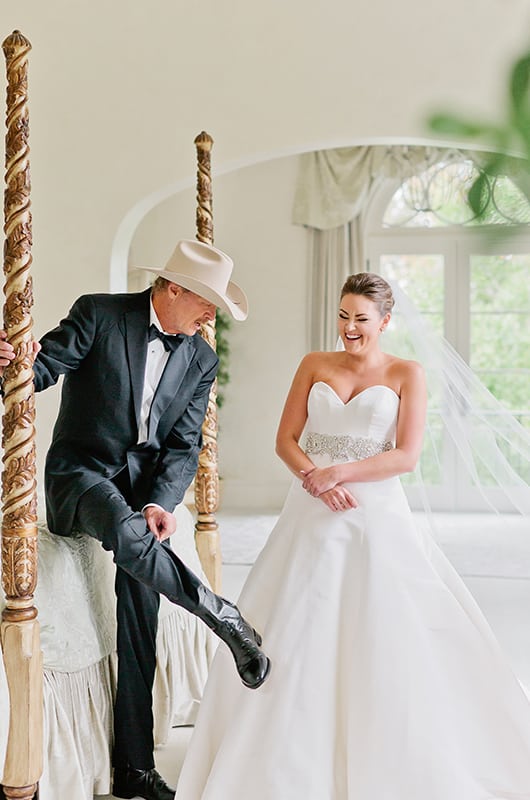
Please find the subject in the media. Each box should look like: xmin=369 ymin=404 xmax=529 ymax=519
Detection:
xmin=137 ymin=301 xmax=173 ymax=444
xmin=138 ymin=301 xmax=179 ymax=514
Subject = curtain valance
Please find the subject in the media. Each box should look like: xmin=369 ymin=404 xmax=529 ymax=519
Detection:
xmin=292 ymin=144 xmax=496 ymax=230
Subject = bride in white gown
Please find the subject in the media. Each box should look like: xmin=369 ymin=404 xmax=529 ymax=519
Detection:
xmin=175 ymin=273 xmax=530 ymax=800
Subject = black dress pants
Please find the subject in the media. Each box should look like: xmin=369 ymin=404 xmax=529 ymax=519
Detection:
xmin=73 ymin=477 xmax=205 ymax=770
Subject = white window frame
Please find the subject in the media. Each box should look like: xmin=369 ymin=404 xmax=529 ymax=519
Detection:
xmin=365 ymin=178 xmax=530 ymax=511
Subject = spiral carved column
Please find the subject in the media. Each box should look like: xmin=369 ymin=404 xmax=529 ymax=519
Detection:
xmin=1 ymin=31 xmax=42 ymax=800
xmin=194 ymin=131 xmax=222 ymax=593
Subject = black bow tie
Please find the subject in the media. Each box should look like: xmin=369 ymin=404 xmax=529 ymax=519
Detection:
xmin=148 ymin=324 xmax=185 ymax=352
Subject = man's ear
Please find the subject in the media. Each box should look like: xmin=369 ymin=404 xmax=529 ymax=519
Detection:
xmin=168 ymin=282 xmax=183 ymax=300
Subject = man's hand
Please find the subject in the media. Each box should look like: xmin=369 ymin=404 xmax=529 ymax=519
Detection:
xmin=143 ymin=506 xmax=176 ymax=542
xmin=0 ymin=331 xmax=15 ymax=369
xmin=0 ymin=331 xmax=41 ymax=375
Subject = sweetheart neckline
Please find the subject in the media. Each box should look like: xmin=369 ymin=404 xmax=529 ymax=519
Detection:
xmin=312 ymin=381 xmax=399 ymax=406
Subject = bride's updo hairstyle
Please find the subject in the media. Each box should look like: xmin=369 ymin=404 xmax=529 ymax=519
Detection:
xmin=340 ymin=272 xmax=395 ymax=317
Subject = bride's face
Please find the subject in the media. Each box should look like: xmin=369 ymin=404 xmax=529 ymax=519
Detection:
xmin=338 ymin=293 xmax=389 ymax=353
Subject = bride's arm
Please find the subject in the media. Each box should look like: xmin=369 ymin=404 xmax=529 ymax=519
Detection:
xmin=275 ymin=354 xmax=321 ymax=478
xmin=302 ymin=361 xmax=427 ymax=495
xmin=276 ymin=354 xmax=358 ymax=510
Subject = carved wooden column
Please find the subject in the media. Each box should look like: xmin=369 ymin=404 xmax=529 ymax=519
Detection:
xmin=194 ymin=131 xmax=222 ymax=593
xmin=1 ymin=31 xmax=42 ymax=800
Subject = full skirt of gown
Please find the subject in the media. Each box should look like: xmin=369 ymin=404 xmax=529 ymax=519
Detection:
xmin=175 ymin=383 xmax=530 ymax=799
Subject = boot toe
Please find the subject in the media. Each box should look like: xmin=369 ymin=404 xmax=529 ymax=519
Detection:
xmin=112 ymin=767 xmax=175 ymax=800
xmin=239 ymin=653 xmax=271 ymax=689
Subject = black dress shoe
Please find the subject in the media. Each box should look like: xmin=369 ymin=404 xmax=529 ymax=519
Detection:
xmin=195 ymin=586 xmax=271 ymax=689
xmin=112 ymin=767 xmax=175 ymax=800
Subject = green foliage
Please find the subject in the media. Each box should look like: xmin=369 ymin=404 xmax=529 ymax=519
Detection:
xmin=215 ymin=310 xmax=231 ymax=408
xmin=468 ymin=254 xmax=530 ymax=420
xmin=428 ymin=47 xmax=530 ymax=214
xmin=428 ymin=114 xmax=501 ymax=141
xmin=425 ymin=46 xmax=530 ymax=443
xmin=384 ymin=252 xmax=530 ymax=437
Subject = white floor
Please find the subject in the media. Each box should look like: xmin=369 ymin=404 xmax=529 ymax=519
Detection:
xmin=97 ymin=509 xmax=530 ymax=798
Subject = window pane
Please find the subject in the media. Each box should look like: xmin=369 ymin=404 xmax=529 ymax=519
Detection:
xmin=383 ymin=158 xmax=530 ymax=228
xmin=470 ymin=254 xmax=530 ymax=417
xmin=469 ymin=253 xmax=530 ymax=485
xmin=373 ymin=157 xmax=530 ymax=510
xmin=377 ymin=253 xmax=446 ymax=491
xmin=473 ymin=372 xmax=530 ymax=423
xmin=471 ymin=314 xmax=529 ymax=371
xmin=490 ymin=176 xmax=530 ymax=225
xmin=470 ymin=254 xmax=530 ymax=311
xmin=379 ymin=254 xmax=444 ymax=357
xmin=379 ymin=254 xmax=444 ymax=311
xmin=401 ymin=412 xmax=445 ymax=487
xmin=472 ymin=414 xmax=530 ymax=484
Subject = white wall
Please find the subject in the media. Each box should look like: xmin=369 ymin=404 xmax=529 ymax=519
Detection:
xmin=1 ymin=0 xmax=529 ymax=507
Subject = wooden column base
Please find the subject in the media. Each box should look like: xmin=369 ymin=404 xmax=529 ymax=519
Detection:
xmin=1 ymin=783 xmax=38 ymax=800
xmin=0 ymin=619 xmax=43 ymax=793
xmin=195 ymin=516 xmax=222 ymax=593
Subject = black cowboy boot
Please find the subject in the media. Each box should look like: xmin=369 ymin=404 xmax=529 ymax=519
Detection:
xmin=195 ymin=585 xmax=271 ymax=689
xmin=112 ymin=767 xmax=175 ymax=800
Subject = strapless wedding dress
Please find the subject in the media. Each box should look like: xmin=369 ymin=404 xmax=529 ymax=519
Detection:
xmin=176 ymin=383 xmax=530 ymax=799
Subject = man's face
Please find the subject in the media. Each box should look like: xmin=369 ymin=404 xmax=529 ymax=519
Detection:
xmin=155 ymin=283 xmax=217 ymax=335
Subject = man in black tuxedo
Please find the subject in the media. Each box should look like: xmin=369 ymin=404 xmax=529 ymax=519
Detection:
xmin=0 ymin=239 xmax=270 ymax=800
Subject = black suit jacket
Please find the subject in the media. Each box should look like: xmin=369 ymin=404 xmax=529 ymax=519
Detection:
xmin=33 ymin=288 xmax=218 ymax=535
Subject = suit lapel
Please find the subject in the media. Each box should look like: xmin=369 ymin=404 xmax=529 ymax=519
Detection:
xmin=125 ymin=293 xmax=151 ymax=430
xmin=147 ymin=335 xmax=196 ymax=442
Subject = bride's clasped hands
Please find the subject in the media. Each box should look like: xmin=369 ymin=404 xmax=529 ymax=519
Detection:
xmin=300 ymin=465 xmax=358 ymax=511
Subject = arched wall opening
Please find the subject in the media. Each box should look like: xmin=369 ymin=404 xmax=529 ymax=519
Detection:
xmin=109 ymin=136 xmax=511 ymax=510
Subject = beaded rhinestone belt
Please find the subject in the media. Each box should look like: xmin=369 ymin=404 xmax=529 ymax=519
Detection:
xmin=304 ymin=432 xmax=393 ymax=462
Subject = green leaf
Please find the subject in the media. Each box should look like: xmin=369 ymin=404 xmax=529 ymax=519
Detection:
xmin=215 ymin=309 xmax=232 ymax=410
xmin=509 ymin=54 xmax=530 ymax=153
xmin=428 ymin=113 xmax=488 ymax=138
xmin=468 ymin=171 xmax=491 ymax=217
xmin=510 ymin=53 xmax=530 ymax=116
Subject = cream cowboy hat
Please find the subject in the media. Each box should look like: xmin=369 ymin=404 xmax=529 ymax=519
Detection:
xmin=140 ymin=239 xmax=248 ymax=321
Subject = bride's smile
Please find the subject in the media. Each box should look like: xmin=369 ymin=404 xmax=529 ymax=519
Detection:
xmin=338 ymin=293 xmax=390 ymax=354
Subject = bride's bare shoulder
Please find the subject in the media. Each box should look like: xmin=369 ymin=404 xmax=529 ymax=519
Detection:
xmin=387 ymin=353 xmax=423 ymax=371
xmin=298 ymin=350 xmax=342 ymax=371
xmin=292 ymin=351 xmax=344 ymax=388
xmin=385 ymin=354 xmax=425 ymax=389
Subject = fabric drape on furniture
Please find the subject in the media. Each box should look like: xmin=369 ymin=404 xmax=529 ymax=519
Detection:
xmin=0 ymin=504 xmax=216 ymax=800
xmin=292 ymin=145 xmax=490 ymax=350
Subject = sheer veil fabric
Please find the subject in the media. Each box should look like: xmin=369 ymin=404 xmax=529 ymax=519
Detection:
xmin=387 ymin=281 xmax=530 ymax=517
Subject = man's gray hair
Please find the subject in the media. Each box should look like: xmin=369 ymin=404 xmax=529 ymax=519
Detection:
xmin=151 ymin=276 xmax=188 ymax=294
